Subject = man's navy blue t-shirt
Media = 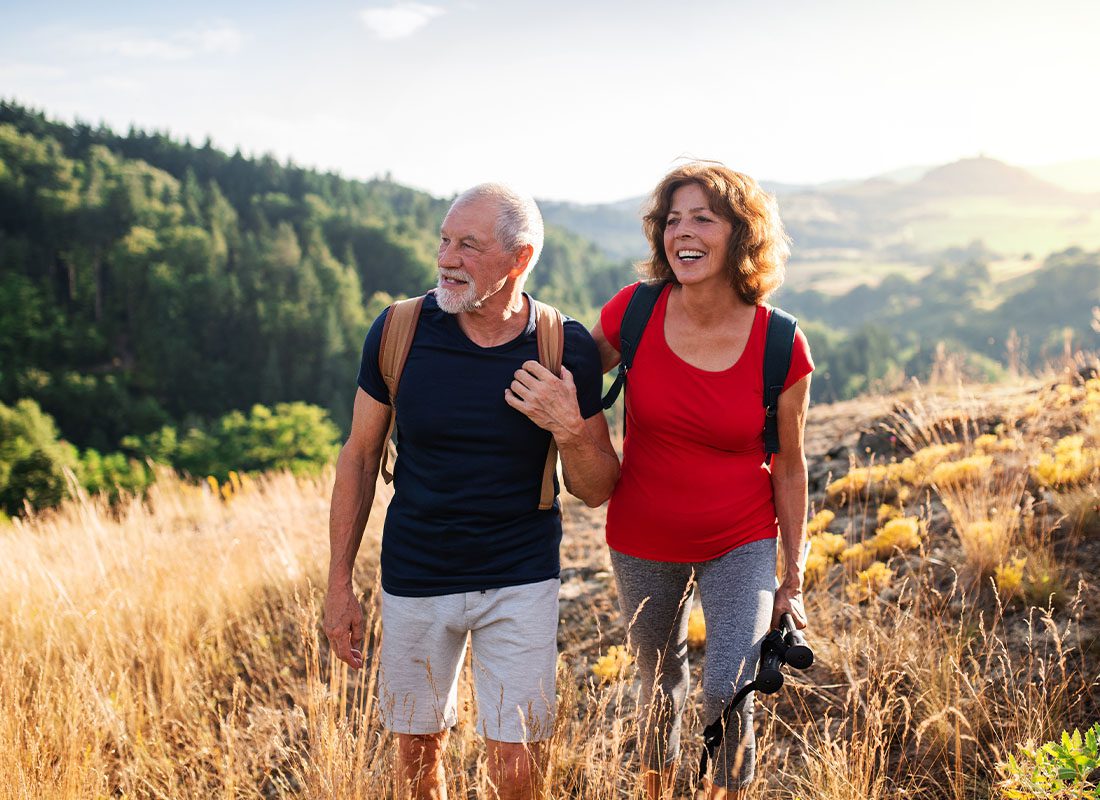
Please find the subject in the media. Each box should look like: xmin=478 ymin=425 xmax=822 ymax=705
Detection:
xmin=357 ymin=293 xmax=603 ymax=597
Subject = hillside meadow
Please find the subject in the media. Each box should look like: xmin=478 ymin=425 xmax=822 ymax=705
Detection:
xmin=3 ymin=370 xmax=1098 ymax=799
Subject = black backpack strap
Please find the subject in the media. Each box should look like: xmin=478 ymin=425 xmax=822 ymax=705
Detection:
xmin=601 ymin=281 xmax=665 ymax=409
xmin=762 ymin=307 xmax=798 ymax=460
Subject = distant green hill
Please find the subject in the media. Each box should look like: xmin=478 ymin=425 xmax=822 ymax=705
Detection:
xmin=541 ymin=156 xmax=1100 ymax=292
xmin=775 ymin=247 xmax=1100 ymax=400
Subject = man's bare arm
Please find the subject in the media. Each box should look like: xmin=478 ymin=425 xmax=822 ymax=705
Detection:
xmin=324 ymin=387 xmax=391 ymax=669
xmin=556 ymin=409 xmax=619 ymax=507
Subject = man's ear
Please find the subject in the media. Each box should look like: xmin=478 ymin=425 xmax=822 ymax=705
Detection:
xmin=508 ymin=243 xmax=534 ymax=278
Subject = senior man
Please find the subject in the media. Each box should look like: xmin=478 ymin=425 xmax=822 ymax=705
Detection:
xmin=324 ymin=183 xmax=619 ymax=800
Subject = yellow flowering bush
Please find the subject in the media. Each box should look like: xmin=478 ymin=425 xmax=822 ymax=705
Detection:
xmin=1033 ymin=435 xmax=1100 ymax=488
xmin=962 ymin=520 xmax=999 ymax=552
xmin=911 ymin=442 xmax=963 ymax=472
xmin=591 ymin=645 xmax=633 ymax=682
xmin=954 ymin=508 xmax=1021 ymax=577
xmin=687 ymin=606 xmax=706 ymax=648
xmin=887 ymin=459 xmax=920 ymax=485
xmin=826 ymin=442 xmax=978 ymax=502
xmin=1053 ymin=382 xmax=1079 ymax=408
xmin=806 ymin=531 xmax=847 ymax=586
xmin=810 ymin=531 xmax=848 ymax=559
xmin=840 ymin=542 xmax=874 ymax=570
xmin=804 ymin=551 xmax=831 ymax=586
xmin=877 ymin=503 xmax=901 ymax=524
xmin=994 ymin=557 xmax=1026 ymax=598
xmin=974 ymin=434 xmax=1018 ymax=453
xmin=1029 ymin=377 xmax=1100 ymax=417
xmin=826 ymin=465 xmax=891 ymax=500
xmin=206 ymin=469 xmax=249 ymax=502
xmin=806 ymin=509 xmax=836 ymax=535
xmin=930 ymin=455 xmax=994 ymax=487
xmin=868 ymin=516 xmax=923 ymax=557
xmin=846 ymin=562 xmax=895 ymax=603
xmin=1085 ymin=377 xmax=1100 ymax=417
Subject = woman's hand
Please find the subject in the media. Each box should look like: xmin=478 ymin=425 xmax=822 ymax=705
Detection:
xmin=772 ymin=577 xmax=807 ymax=630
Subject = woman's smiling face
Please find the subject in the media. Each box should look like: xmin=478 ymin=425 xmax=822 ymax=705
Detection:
xmin=662 ymin=182 xmax=733 ymax=287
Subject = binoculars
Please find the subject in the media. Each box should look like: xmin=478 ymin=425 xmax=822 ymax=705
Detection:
xmin=755 ymin=612 xmax=814 ymax=693
xmin=698 ymin=613 xmax=813 ymax=781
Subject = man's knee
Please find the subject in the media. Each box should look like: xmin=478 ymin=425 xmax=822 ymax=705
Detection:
xmin=485 ymin=739 xmax=545 ymax=800
xmin=485 ymin=738 xmax=544 ymax=773
xmin=397 ymin=730 xmax=448 ymax=762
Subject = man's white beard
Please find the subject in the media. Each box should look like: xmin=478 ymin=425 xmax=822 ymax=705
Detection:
xmin=435 ymin=273 xmax=480 ymax=314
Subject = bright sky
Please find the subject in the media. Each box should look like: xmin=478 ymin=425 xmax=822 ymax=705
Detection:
xmin=2 ymin=0 xmax=1098 ymax=203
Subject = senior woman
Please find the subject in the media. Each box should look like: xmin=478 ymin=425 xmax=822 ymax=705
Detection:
xmin=596 ymin=161 xmax=813 ymax=799
xmin=509 ymin=162 xmax=812 ymax=798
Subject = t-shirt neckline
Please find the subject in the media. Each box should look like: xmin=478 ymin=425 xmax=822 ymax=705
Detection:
xmin=655 ymin=286 xmax=764 ymax=375
xmin=439 ymin=291 xmax=536 ymax=352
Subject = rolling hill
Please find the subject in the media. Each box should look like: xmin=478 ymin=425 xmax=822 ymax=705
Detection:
xmin=540 ymin=156 xmax=1100 ymax=294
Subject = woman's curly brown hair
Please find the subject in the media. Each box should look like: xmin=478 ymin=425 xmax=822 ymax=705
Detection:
xmin=639 ymin=162 xmax=790 ymax=304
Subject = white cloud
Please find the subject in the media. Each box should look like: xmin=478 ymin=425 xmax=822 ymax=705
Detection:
xmin=92 ymin=74 xmax=146 ymax=93
xmin=105 ymin=34 xmax=193 ymax=60
xmin=0 ymin=62 xmax=67 ymax=82
xmin=75 ymin=23 xmax=244 ymax=61
xmin=185 ymin=24 xmax=244 ymax=55
xmin=359 ymin=2 xmax=444 ymax=40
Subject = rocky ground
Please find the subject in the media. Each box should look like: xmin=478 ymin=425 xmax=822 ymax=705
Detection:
xmin=549 ymin=373 xmax=1100 ymax=795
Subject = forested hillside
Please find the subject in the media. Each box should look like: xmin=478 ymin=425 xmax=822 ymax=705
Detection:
xmin=0 ymin=101 xmax=629 ymax=452
xmin=2 ymin=102 xmax=1098 ymax=516
xmin=778 ymin=247 xmax=1100 ymax=400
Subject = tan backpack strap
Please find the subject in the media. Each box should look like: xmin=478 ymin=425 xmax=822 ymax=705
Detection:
xmin=378 ymin=295 xmax=425 ymax=483
xmin=533 ymin=300 xmax=565 ymax=510
xmin=534 ymin=299 xmax=565 ymax=377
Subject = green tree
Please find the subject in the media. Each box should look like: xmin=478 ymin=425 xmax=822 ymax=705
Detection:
xmin=0 ymin=399 xmax=77 ymax=515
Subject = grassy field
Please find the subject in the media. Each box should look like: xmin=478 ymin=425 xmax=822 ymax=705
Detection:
xmin=785 ymin=259 xmax=933 ymax=295
xmin=2 ymin=373 xmax=1098 ymax=799
xmin=784 ymin=254 xmax=1063 ymax=300
xmin=899 ymin=198 xmax=1100 ymax=256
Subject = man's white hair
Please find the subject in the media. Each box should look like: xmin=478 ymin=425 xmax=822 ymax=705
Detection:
xmin=450 ymin=183 xmax=544 ymax=270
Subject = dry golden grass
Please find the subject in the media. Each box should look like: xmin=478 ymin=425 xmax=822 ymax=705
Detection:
xmin=2 ymin=373 xmax=1098 ymax=799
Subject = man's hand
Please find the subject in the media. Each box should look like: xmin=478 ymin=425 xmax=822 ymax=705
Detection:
xmin=324 ymin=583 xmax=365 ymax=669
xmin=772 ymin=578 xmax=807 ymax=630
xmin=504 ymin=361 xmax=584 ymax=438
xmin=507 ymin=358 xmax=620 ymax=507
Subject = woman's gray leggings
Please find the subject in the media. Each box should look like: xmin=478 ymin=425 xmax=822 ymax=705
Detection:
xmin=609 ymin=537 xmax=776 ymax=789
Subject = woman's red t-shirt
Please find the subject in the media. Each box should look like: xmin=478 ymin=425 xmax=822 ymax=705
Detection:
xmin=600 ymin=282 xmax=814 ymax=562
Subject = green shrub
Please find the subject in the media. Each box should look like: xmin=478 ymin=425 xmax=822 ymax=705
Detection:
xmin=0 ymin=399 xmax=78 ymax=515
xmin=1 ymin=398 xmax=340 ymax=515
xmin=998 ymin=723 xmax=1100 ymax=798
xmin=125 ymin=402 xmax=341 ymax=481
xmin=76 ymin=448 xmax=153 ymax=501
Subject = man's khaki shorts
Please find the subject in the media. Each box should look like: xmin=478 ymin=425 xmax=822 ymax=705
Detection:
xmin=378 ymin=578 xmax=559 ymax=742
